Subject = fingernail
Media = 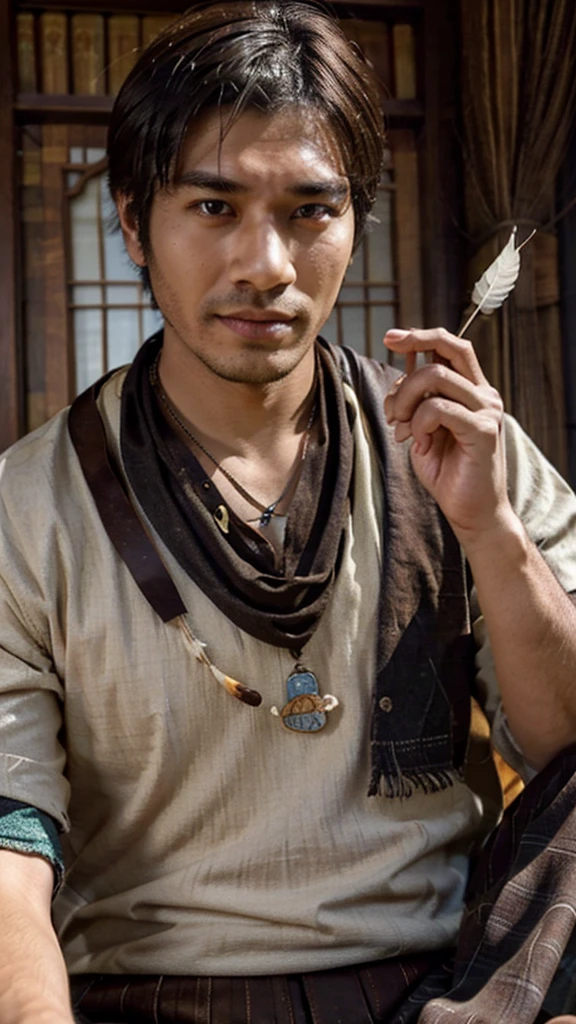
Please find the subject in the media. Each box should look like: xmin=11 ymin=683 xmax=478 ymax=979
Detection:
xmin=394 ymin=422 xmax=412 ymax=443
xmin=386 ymin=329 xmax=410 ymax=341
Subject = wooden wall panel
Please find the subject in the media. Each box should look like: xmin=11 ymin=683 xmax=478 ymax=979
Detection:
xmin=420 ymin=0 xmax=464 ymax=333
xmin=21 ymin=123 xmax=111 ymax=427
xmin=42 ymin=124 xmax=71 ymax=419
xmin=21 ymin=128 xmax=46 ymax=431
xmin=0 ymin=0 xmax=22 ymax=452
xmin=389 ymin=128 xmax=423 ymax=329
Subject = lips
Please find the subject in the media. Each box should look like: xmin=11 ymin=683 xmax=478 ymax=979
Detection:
xmin=215 ymin=311 xmax=296 ymax=341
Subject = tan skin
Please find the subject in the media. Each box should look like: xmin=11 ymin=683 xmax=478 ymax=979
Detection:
xmin=1 ymin=108 xmax=575 ymax=1022
xmin=0 ymin=851 xmax=73 ymax=1023
xmin=118 ymin=106 xmax=355 ymax=534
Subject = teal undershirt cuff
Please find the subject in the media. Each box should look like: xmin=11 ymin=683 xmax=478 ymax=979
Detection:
xmin=0 ymin=803 xmax=64 ymax=895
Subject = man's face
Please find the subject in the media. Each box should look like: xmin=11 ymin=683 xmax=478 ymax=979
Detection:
xmin=119 ymin=106 xmax=355 ymax=386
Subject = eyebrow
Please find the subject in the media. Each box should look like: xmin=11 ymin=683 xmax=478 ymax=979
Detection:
xmin=174 ymin=171 xmax=350 ymax=204
xmin=287 ymin=180 xmax=350 ymax=204
xmin=175 ymin=171 xmax=246 ymax=194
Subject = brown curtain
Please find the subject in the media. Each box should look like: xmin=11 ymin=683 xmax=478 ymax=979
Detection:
xmin=460 ymin=0 xmax=576 ymax=473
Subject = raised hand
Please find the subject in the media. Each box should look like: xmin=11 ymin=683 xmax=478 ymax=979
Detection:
xmin=383 ymin=327 xmax=513 ymax=546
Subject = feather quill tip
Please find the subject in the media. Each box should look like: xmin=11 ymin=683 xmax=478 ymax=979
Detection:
xmin=459 ymin=226 xmax=536 ymax=338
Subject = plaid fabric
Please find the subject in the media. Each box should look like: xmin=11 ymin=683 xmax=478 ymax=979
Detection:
xmin=392 ymin=746 xmax=576 ymax=1023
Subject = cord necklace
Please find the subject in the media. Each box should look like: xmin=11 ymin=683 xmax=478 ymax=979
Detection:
xmin=151 ymin=356 xmax=316 ymax=527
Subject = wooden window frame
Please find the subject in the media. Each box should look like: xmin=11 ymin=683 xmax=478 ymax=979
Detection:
xmin=1 ymin=0 xmax=464 ymax=446
xmin=0 ymin=0 xmax=23 ymax=450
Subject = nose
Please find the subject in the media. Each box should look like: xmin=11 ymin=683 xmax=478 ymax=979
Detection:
xmin=229 ymin=216 xmax=297 ymax=292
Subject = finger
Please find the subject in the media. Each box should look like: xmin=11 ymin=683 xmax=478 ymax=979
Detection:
xmin=385 ymin=364 xmax=502 ymax=426
xmin=394 ymin=396 xmax=502 ymax=451
xmin=384 ymin=327 xmax=486 ymax=386
xmin=405 ymin=351 xmax=417 ymax=376
xmin=412 ymin=424 xmax=448 ymax=459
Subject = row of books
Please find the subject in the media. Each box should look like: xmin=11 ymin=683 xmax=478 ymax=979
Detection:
xmin=17 ymin=12 xmax=418 ymax=101
xmin=343 ymin=20 xmax=418 ymax=101
xmin=16 ymin=12 xmax=176 ymax=96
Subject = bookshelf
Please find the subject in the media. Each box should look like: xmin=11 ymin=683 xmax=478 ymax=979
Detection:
xmin=17 ymin=0 xmax=425 ymax=9
xmin=16 ymin=94 xmax=114 ymax=121
xmin=13 ymin=6 xmax=423 ymax=122
xmin=14 ymin=94 xmax=425 ymax=125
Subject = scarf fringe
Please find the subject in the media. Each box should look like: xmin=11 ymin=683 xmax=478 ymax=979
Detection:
xmin=368 ymin=764 xmax=463 ymax=799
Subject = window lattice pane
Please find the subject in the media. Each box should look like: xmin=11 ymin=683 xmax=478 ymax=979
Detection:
xmin=369 ymin=182 xmax=394 ymax=283
xmin=73 ymin=285 xmax=101 ymax=307
xmin=105 ymin=284 xmax=140 ymax=306
xmin=340 ymin=306 xmax=367 ymax=356
xmin=68 ymin=156 xmax=163 ymax=393
xmin=370 ymin=306 xmax=397 ymax=351
xmin=75 ymin=308 xmax=103 ymax=393
xmin=101 ymin=176 xmax=133 ymax=280
xmin=106 ymin=308 xmax=141 ymax=370
xmin=323 ymin=177 xmax=398 ymax=357
xmin=86 ymin=147 xmax=107 ymax=163
xmin=369 ymin=287 xmax=396 ymax=303
xmin=70 ymin=177 xmax=101 ymax=282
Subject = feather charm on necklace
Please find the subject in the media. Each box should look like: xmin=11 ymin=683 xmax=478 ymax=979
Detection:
xmin=458 ymin=226 xmax=536 ymax=338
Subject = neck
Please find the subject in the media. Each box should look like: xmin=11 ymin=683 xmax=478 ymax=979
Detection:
xmin=157 ymin=336 xmax=317 ymax=456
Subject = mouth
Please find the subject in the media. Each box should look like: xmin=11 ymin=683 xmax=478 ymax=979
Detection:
xmin=220 ymin=308 xmax=296 ymax=322
xmin=215 ymin=311 xmax=297 ymax=341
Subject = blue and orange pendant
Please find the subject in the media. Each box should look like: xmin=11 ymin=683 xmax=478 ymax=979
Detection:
xmin=271 ymin=667 xmax=339 ymax=733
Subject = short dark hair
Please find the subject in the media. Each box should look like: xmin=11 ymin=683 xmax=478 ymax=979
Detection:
xmin=107 ymin=0 xmax=385 ymax=291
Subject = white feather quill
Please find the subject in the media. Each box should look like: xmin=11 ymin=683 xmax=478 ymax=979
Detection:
xmin=458 ymin=226 xmax=536 ymax=338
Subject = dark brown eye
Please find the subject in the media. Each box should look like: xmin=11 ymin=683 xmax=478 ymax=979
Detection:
xmin=295 ymin=204 xmax=335 ymax=220
xmin=196 ymin=200 xmax=232 ymax=216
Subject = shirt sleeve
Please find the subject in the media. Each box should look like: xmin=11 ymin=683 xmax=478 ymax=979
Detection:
xmin=0 ymin=442 xmax=71 ymax=831
xmin=472 ymin=414 xmax=576 ymax=779
xmin=0 ymin=571 xmax=70 ymax=827
xmin=0 ymin=797 xmax=64 ymax=895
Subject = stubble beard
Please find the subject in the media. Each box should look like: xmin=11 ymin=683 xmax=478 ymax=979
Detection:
xmin=147 ymin=260 xmax=319 ymax=386
xmin=162 ymin=312 xmax=317 ymax=387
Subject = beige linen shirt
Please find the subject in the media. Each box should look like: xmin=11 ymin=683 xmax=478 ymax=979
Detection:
xmin=0 ymin=368 xmax=575 ymax=976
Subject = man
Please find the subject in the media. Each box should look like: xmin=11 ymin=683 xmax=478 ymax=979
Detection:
xmin=0 ymin=2 xmax=576 ymax=1022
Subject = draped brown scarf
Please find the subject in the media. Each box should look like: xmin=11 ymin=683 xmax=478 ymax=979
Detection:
xmin=120 ymin=333 xmax=354 ymax=652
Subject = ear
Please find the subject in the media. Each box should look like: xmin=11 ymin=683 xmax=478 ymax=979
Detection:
xmin=116 ymin=194 xmax=146 ymax=267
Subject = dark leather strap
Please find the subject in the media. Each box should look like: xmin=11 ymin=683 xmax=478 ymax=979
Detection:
xmin=67 ymin=374 xmax=187 ymax=623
